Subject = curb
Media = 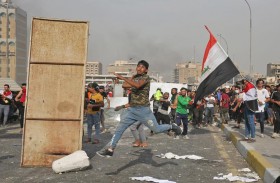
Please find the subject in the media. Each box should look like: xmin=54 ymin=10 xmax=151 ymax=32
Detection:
xmin=221 ymin=124 xmax=280 ymax=183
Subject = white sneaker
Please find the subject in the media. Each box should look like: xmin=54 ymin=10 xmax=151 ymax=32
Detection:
xmin=271 ymin=133 xmax=279 ymax=138
xmin=260 ymin=134 xmax=264 ymax=138
xmin=174 ymin=136 xmax=180 ymax=140
xmin=212 ymin=122 xmax=217 ymax=127
xmin=183 ymin=135 xmax=190 ymax=139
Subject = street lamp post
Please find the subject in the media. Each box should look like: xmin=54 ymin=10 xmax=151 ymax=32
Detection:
xmin=243 ymin=0 xmax=252 ymax=75
xmin=217 ymin=34 xmax=228 ymax=54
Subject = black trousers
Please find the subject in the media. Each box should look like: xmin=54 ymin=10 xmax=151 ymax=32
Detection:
xmin=156 ymin=112 xmax=171 ymax=125
xmin=18 ymin=104 xmax=25 ymax=128
xmin=273 ymin=109 xmax=280 ymax=133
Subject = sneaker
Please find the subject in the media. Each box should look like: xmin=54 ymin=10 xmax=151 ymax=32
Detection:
xmin=174 ymin=135 xmax=180 ymax=140
xmin=114 ymin=105 xmax=125 ymax=111
xmin=247 ymin=138 xmax=256 ymax=143
xmin=92 ymin=139 xmax=100 ymax=144
xmin=84 ymin=138 xmax=91 ymax=143
xmin=232 ymin=125 xmax=240 ymax=129
xmin=212 ymin=122 xmax=217 ymax=127
xmin=182 ymin=135 xmax=190 ymax=139
xmin=96 ymin=149 xmax=114 ymax=157
xmin=171 ymin=123 xmax=182 ymax=136
xmin=271 ymin=133 xmax=280 ymax=138
xmin=240 ymin=137 xmax=249 ymax=141
xmin=260 ymin=134 xmax=264 ymax=138
xmin=101 ymin=129 xmax=107 ymax=134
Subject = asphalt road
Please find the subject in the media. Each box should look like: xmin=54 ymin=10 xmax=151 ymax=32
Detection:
xmin=0 ymin=120 xmax=263 ymax=183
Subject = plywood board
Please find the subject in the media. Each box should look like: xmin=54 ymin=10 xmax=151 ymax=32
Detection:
xmin=22 ymin=120 xmax=81 ymax=167
xmin=26 ymin=64 xmax=84 ymax=119
xmin=30 ymin=18 xmax=88 ymax=64
xmin=21 ymin=18 xmax=88 ymax=167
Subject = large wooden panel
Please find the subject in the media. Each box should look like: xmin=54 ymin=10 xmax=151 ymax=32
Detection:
xmin=22 ymin=120 xmax=81 ymax=167
xmin=26 ymin=64 xmax=84 ymax=119
xmin=21 ymin=18 xmax=88 ymax=167
xmin=30 ymin=19 xmax=88 ymax=64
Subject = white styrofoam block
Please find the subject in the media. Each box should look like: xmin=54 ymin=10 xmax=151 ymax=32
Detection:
xmin=52 ymin=150 xmax=90 ymax=173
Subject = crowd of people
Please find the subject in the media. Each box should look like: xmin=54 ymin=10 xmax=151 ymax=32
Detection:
xmin=82 ymin=60 xmax=279 ymax=158
xmin=0 ymin=83 xmax=26 ymax=133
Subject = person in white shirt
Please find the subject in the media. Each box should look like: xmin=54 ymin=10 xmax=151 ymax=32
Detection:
xmin=0 ymin=84 xmax=13 ymax=127
xmin=255 ymin=79 xmax=270 ymax=138
xmin=204 ymin=94 xmax=216 ymax=126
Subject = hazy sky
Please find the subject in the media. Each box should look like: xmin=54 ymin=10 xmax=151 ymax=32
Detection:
xmin=13 ymin=0 xmax=280 ymax=81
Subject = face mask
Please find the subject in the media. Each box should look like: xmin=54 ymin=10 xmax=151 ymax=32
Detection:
xmin=235 ymin=90 xmax=239 ymax=94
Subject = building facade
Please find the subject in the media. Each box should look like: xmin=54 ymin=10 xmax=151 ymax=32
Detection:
xmin=86 ymin=61 xmax=102 ymax=75
xmin=0 ymin=0 xmax=27 ymax=84
xmin=107 ymin=60 xmax=137 ymax=75
xmin=173 ymin=62 xmax=202 ymax=83
xmin=267 ymin=63 xmax=280 ymax=84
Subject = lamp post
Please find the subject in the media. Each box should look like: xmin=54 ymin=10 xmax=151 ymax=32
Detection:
xmin=243 ymin=0 xmax=252 ymax=75
xmin=217 ymin=34 xmax=228 ymax=54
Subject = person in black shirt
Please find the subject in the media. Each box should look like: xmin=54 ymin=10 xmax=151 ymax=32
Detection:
xmin=157 ymin=92 xmax=171 ymax=126
xmin=170 ymin=88 xmax=178 ymax=123
xmin=271 ymin=84 xmax=280 ymax=138
xmin=99 ymin=86 xmax=110 ymax=133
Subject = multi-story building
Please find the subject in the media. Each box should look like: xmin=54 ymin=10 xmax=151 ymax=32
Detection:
xmin=107 ymin=60 xmax=137 ymax=75
xmin=0 ymin=0 xmax=27 ymax=84
xmin=86 ymin=61 xmax=102 ymax=75
xmin=173 ymin=61 xmax=202 ymax=83
xmin=267 ymin=63 xmax=280 ymax=84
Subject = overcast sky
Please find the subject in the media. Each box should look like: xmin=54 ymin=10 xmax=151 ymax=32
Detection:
xmin=13 ymin=0 xmax=280 ymax=81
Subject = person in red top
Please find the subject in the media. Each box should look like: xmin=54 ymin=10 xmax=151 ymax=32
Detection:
xmin=220 ymin=88 xmax=230 ymax=124
xmin=15 ymin=83 xmax=26 ymax=132
xmin=0 ymin=84 xmax=13 ymax=127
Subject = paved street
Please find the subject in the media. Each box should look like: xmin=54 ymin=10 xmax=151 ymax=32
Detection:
xmin=0 ymin=115 xmax=263 ymax=183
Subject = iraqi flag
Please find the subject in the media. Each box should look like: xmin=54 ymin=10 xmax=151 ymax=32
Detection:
xmin=194 ymin=26 xmax=239 ymax=103
xmin=243 ymin=81 xmax=258 ymax=112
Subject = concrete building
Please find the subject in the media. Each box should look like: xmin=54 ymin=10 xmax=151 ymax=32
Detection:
xmin=173 ymin=61 xmax=202 ymax=83
xmin=0 ymin=0 xmax=27 ymax=84
xmin=107 ymin=60 xmax=137 ymax=75
xmin=86 ymin=61 xmax=102 ymax=75
xmin=267 ymin=63 xmax=280 ymax=84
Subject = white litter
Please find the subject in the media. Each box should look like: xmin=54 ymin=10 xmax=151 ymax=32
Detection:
xmin=156 ymin=152 xmax=203 ymax=160
xmin=52 ymin=150 xmax=90 ymax=173
xmin=238 ymin=168 xmax=251 ymax=172
xmin=214 ymin=173 xmax=260 ymax=182
xmin=130 ymin=176 xmax=176 ymax=183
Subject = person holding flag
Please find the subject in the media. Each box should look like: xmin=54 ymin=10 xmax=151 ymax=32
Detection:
xmin=241 ymin=78 xmax=258 ymax=142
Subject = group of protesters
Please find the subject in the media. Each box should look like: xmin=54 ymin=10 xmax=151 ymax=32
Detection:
xmin=149 ymin=78 xmax=280 ymax=143
xmin=81 ymin=60 xmax=280 ymax=157
xmin=0 ymin=83 xmax=26 ymax=133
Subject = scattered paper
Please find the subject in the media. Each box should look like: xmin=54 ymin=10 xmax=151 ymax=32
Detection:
xmin=214 ymin=173 xmax=260 ymax=182
xmin=156 ymin=152 xmax=204 ymax=160
xmin=130 ymin=176 xmax=176 ymax=183
xmin=238 ymin=168 xmax=251 ymax=172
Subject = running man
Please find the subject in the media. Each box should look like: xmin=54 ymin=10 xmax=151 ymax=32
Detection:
xmin=97 ymin=60 xmax=182 ymax=157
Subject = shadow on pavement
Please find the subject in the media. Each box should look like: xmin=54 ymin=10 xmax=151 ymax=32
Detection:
xmin=105 ymin=149 xmax=178 ymax=175
xmin=0 ymin=155 xmax=14 ymax=163
xmin=262 ymin=154 xmax=280 ymax=160
xmin=189 ymin=127 xmax=219 ymax=135
xmin=83 ymin=131 xmax=113 ymax=159
xmin=0 ymin=126 xmax=19 ymax=134
xmin=0 ymin=133 xmax=22 ymax=139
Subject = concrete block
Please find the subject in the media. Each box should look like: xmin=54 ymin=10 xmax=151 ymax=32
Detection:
xmin=264 ymin=168 xmax=280 ymax=183
xmin=52 ymin=150 xmax=90 ymax=173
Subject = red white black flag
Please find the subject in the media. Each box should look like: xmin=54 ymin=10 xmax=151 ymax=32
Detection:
xmin=243 ymin=81 xmax=258 ymax=112
xmin=194 ymin=26 xmax=240 ymax=102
